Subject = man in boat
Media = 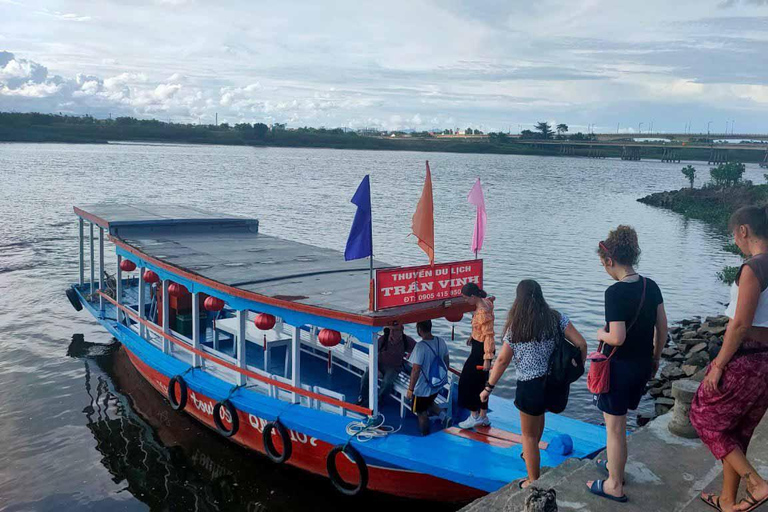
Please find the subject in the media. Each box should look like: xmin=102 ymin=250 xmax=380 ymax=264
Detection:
xmin=407 ymin=320 xmax=450 ymax=436
xmin=357 ymin=323 xmax=417 ymax=408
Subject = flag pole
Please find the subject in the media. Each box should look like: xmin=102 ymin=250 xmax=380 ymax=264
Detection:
xmin=369 ymin=177 xmax=375 ymax=309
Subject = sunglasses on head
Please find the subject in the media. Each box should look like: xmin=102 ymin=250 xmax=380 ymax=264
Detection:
xmin=599 ymin=241 xmax=613 ymax=260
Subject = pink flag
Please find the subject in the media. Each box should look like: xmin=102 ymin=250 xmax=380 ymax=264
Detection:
xmin=468 ymin=178 xmax=486 ymax=255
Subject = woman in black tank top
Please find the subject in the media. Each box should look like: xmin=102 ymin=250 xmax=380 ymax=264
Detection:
xmin=587 ymin=226 xmax=668 ymax=504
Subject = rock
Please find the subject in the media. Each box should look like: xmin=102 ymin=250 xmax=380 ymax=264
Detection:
xmin=663 ymin=389 xmax=672 ymax=398
xmin=681 ymin=317 xmax=701 ymax=326
xmin=637 ymin=412 xmax=657 ymax=427
xmin=708 ymin=343 xmax=722 ymax=360
xmin=678 ymin=337 xmax=708 ymax=349
xmin=681 ymin=330 xmax=699 ymax=340
xmin=688 ymin=342 xmax=708 ymax=354
xmin=699 ymin=324 xmax=727 ymax=337
xmin=681 ymin=364 xmax=698 ymax=377
xmin=647 ymin=378 xmax=661 ymax=389
xmin=661 ymin=347 xmax=680 ymax=359
xmin=705 ymin=315 xmax=730 ymax=327
xmin=649 ymin=385 xmax=666 ymax=398
xmin=661 ymin=365 xmax=686 ymax=381
xmin=692 ymin=368 xmax=707 ymax=382
xmin=686 ymin=350 xmax=710 ymax=368
xmin=669 ymin=326 xmax=683 ymax=335
xmin=655 ymin=397 xmax=676 ymax=416
xmin=671 ymin=353 xmax=686 ymax=362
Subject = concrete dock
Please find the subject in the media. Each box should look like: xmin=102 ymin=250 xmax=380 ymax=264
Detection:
xmin=460 ymin=412 xmax=768 ymax=512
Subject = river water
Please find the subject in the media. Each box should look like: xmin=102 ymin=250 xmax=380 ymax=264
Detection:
xmin=0 ymin=143 xmax=757 ymax=510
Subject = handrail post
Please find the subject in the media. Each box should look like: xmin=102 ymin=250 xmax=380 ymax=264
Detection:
xmin=89 ymin=223 xmax=95 ymax=298
xmin=369 ymin=331 xmax=378 ymax=416
xmin=292 ymin=326 xmax=301 ymax=404
xmin=116 ymin=255 xmax=123 ymax=324
xmin=78 ymin=218 xmax=84 ymax=286
xmin=98 ymin=227 xmax=105 ymax=315
xmin=237 ymin=311 xmax=248 ymax=385
xmin=138 ymin=267 xmax=146 ymax=339
xmin=161 ymin=279 xmax=170 ymax=354
xmin=192 ymin=292 xmax=202 ymax=367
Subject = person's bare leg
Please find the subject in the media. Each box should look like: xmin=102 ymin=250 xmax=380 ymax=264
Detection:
xmin=417 ymin=412 xmax=430 ymax=436
xmin=588 ymin=413 xmax=626 ymax=498
xmin=727 ymin=448 xmax=768 ymax=511
xmin=520 ymin=411 xmax=543 ymax=486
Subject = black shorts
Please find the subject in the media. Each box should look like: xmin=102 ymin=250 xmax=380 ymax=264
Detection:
xmin=595 ymin=358 xmax=652 ymax=416
xmin=412 ymin=393 xmax=438 ymax=414
xmin=514 ymin=375 xmax=570 ymax=417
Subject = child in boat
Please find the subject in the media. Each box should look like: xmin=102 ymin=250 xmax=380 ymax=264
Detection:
xmin=407 ymin=320 xmax=450 ymax=436
xmin=480 ymin=279 xmax=587 ymax=489
xmin=457 ymin=282 xmax=496 ymax=429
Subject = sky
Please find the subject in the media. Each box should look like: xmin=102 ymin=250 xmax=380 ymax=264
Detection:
xmin=1 ymin=0 xmax=768 ymax=133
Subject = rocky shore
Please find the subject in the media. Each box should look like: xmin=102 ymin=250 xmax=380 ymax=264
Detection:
xmin=642 ymin=315 xmax=728 ymax=423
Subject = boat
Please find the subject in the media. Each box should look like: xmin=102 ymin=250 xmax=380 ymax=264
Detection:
xmin=67 ymin=203 xmax=606 ymax=502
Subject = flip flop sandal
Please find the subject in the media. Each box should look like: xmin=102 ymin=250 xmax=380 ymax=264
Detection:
xmin=700 ymin=493 xmax=723 ymax=512
xmin=596 ymin=459 xmax=626 ymax=485
xmin=517 ymin=478 xmax=530 ymax=489
xmin=587 ymin=480 xmax=628 ymax=503
xmin=737 ymin=489 xmax=768 ymax=512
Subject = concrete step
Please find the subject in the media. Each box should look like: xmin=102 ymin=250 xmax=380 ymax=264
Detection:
xmin=462 ymin=413 xmax=768 ymax=512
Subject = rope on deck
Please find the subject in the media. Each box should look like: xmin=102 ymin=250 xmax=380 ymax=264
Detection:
xmin=345 ymin=414 xmax=401 ymax=443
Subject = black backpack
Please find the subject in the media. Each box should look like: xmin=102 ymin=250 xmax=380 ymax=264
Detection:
xmin=547 ymin=314 xmax=584 ymax=387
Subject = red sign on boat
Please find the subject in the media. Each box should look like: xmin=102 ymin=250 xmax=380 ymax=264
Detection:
xmin=374 ymin=260 xmax=483 ymax=310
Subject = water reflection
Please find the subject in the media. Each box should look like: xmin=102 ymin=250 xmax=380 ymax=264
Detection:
xmin=68 ymin=336 xmax=454 ymax=511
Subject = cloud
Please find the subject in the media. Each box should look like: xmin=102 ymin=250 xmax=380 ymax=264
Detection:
xmin=36 ymin=8 xmax=91 ymax=22
xmin=3 ymin=0 xmax=768 ymax=131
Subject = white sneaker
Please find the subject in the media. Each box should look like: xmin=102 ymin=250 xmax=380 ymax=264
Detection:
xmin=458 ymin=415 xmax=482 ymax=429
xmin=477 ymin=416 xmax=491 ymax=427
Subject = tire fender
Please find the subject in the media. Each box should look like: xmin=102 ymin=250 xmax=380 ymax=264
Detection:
xmin=326 ymin=444 xmax=368 ymax=496
xmin=263 ymin=420 xmax=292 ymax=463
xmin=213 ymin=399 xmax=239 ymax=438
xmin=167 ymin=375 xmax=188 ymax=411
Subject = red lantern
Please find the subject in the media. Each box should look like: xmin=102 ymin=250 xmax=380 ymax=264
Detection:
xmin=254 ymin=313 xmax=277 ymax=350
xmin=445 ymin=311 xmax=464 ymax=341
xmin=254 ymin=313 xmax=276 ymax=331
xmin=143 ymin=269 xmax=160 ymax=284
xmin=318 ymin=329 xmax=341 ymax=348
xmin=203 ymin=296 xmax=225 ymax=312
xmin=119 ymin=259 xmax=137 ymax=272
xmin=445 ymin=311 xmax=464 ymax=323
xmin=168 ymin=282 xmax=188 ymax=297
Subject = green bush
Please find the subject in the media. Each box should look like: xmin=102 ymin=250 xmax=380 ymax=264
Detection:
xmin=717 ymin=265 xmax=740 ymax=285
xmin=710 ymin=162 xmax=746 ymax=187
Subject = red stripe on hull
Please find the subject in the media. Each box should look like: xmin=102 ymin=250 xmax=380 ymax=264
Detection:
xmin=124 ymin=348 xmax=485 ymax=502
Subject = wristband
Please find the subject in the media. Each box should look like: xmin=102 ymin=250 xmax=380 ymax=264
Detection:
xmin=485 ymin=382 xmax=495 ymax=389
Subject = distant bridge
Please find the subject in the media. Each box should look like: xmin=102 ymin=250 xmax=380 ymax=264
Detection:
xmin=593 ymin=133 xmax=768 ymax=142
xmin=516 ymin=139 xmax=768 ymax=165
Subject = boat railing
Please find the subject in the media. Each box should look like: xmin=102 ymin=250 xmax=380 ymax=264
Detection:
xmin=98 ymin=291 xmax=374 ymax=416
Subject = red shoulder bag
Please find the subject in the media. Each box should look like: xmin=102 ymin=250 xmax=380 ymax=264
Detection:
xmin=587 ymin=277 xmax=647 ymax=394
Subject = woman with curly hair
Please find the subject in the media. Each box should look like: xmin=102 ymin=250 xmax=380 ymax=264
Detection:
xmin=587 ymin=225 xmax=668 ymax=503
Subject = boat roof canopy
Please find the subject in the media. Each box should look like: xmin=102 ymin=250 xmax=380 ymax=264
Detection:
xmin=75 ymin=204 xmax=473 ymax=327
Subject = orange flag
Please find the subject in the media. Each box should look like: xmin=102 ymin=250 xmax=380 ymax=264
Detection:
xmin=412 ymin=160 xmax=435 ymax=265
